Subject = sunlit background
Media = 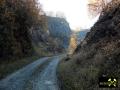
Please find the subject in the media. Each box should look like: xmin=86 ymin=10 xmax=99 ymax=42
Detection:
xmin=39 ymin=0 xmax=100 ymax=31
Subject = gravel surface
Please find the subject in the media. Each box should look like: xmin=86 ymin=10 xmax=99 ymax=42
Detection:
xmin=0 ymin=55 xmax=63 ymax=90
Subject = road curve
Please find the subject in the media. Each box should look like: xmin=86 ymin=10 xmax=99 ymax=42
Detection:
xmin=0 ymin=55 xmax=63 ymax=90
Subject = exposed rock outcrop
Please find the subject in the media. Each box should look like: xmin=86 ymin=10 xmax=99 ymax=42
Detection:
xmin=47 ymin=16 xmax=72 ymax=48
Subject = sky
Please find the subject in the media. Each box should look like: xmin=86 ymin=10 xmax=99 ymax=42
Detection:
xmin=38 ymin=0 xmax=99 ymax=31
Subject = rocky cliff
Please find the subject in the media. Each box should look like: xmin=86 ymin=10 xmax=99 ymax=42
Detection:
xmin=30 ymin=27 xmax=64 ymax=56
xmin=47 ymin=16 xmax=72 ymax=48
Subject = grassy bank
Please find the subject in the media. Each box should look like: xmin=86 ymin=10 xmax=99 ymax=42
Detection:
xmin=58 ymin=56 xmax=100 ymax=90
xmin=58 ymin=48 xmax=120 ymax=90
xmin=0 ymin=55 xmax=43 ymax=80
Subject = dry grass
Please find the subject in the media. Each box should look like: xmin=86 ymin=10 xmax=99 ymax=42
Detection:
xmin=58 ymin=45 xmax=120 ymax=90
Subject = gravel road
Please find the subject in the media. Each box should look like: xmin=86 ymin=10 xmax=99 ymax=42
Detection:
xmin=0 ymin=55 xmax=63 ymax=90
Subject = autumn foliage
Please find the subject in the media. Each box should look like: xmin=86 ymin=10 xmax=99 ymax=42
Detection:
xmin=0 ymin=0 xmax=44 ymax=60
xmin=88 ymin=0 xmax=109 ymax=18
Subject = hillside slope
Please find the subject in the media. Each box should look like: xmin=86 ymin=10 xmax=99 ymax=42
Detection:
xmin=58 ymin=0 xmax=120 ymax=90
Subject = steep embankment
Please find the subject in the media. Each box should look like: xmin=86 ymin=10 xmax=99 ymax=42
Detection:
xmin=58 ymin=0 xmax=120 ymax=90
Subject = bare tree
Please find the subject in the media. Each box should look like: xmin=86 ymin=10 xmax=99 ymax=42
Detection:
xmin=88 ymin=0 xmax=110 ymax=18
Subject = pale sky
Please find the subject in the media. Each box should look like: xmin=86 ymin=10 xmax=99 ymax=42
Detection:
xmin=39 ymin=0 xmax=99 ymax=31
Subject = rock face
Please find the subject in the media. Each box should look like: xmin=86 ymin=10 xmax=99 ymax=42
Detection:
xmin=30 ymin=16 xmax=72 ymax=55
xmin=47 ymin=16 xmax=72 ymax=48
xmin=30 ymin=17 xmax=65 ymax=55
xmin=30 ymin=28 xmax=64 ymax=55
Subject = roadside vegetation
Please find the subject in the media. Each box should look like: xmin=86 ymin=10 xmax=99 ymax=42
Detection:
xmin=0 ymin=0 xmax=66 ymax=80
xmin=0 ymin=55 xmax=41 ymax=79
xmin=58 ymin=0 xmax=120 ymax=90
xmin=0 ymin=0 xmax=48 ymax=80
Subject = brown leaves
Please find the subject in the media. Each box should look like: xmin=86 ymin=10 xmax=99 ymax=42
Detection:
xmin=88 ymin=0 xmax=108 ymax=18
xmin=0 ymin=0 xmax=45 ymax=59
